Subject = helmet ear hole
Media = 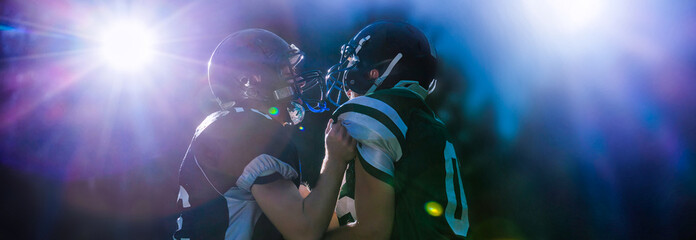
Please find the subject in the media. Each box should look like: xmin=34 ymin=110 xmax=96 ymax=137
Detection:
xmin=238 ymin=76 xmax=250 ymax=87
xmin=368 ymin=69 xmax=380 ymax=80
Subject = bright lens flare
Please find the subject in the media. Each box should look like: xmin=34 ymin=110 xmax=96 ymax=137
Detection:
xmin=425 ymin=201 xmax=443 ymax=217
xmin=99 ymin=21 xmax=156 ymax=71
xmin=269 ymin=107 xmax=279 ymax=116
xmin=522 ymin=0 xmax=606 ymax=36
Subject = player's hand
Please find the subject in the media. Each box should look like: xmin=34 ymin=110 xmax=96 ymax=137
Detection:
xmin=325 ymin=118 xmax=357 ymax=164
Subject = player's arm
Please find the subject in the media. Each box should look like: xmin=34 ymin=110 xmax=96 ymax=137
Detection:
xmin=324 ymin=98 xmax=405 ymax=239
xmin=252 ymin=119 xmax=355 ymax=240
xmin=323 ymin=151 xmax=395 ymax=240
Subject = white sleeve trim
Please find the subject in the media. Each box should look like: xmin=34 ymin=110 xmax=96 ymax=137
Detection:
xmin=357 ymin=143 xmax=395 ymax=176
xmin=338 ymin=111 xmax=403 ymax=161
xmin=236 ymin=154 xmax=298 ymax=192
xmin=177 ymin=185 xmax=191 ymax=208
xmin=345 ymin=96 xmax=407 ymax=136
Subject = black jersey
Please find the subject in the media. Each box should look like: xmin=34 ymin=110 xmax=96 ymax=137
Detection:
xmin=174 ymin=107 xmax=300 ymax=240
xmin=333 ymin=88 xmax=469 ymax=239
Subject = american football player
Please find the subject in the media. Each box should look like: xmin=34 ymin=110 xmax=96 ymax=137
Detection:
xmin=173 ymin=29 xmax=355 ymax=240
xmin=323 ymin=21 xmax=470 ymax=239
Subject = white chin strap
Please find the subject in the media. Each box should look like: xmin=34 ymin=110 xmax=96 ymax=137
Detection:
xmin=365 ymin=53 xmax=403 ymax=95
xmin=218 ymin=99 xmax=236 ymax=110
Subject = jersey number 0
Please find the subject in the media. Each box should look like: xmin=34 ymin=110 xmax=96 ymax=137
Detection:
xmin=444 ymin=141 xmax=469 ymax=236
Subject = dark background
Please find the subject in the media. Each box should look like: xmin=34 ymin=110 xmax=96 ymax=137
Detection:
xmin=2 ymin=0 xmax=695 ymax=239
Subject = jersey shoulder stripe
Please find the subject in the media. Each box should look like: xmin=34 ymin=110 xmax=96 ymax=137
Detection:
xmin=346 ymin=96 xmax=407 ymax=136
xmin=195 ymin=110 xmax=230 ymax=138
xmin=336 ymin=109 xmax=404 ymax=165
xmin=333 ymin=102 xmax=406 ymax=152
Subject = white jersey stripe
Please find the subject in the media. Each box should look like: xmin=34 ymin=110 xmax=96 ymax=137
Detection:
xmin=357 ymin=143 xmax=395 ymax=176
xmin=335 ymin=196 xmax=357 ymax=221
xmin=344 ymin=96 xmax=408 ymax=137
xmin=177 ymin=186 xmax=191 ymax=208
xmin=338 ymin=111 xmax=403 ymax=162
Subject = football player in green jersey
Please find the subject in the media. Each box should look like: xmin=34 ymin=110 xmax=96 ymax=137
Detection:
xmin=322 ymin=21 xmax=470 ymax=239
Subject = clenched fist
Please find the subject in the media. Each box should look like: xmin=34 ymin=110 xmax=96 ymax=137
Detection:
xmin=324 ymin=118 xmax=357 ymax=164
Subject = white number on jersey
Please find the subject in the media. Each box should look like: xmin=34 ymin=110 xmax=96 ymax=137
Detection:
xmin=444 ymin=141 xmax=469 ymax=236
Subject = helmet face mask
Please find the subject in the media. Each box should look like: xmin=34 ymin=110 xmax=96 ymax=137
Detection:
xmin=266 ymin=44 xmax=328 ymax=115
xmin=290 ymin=70 xmax=327 ymax=113
xmin=325 ymin=41 xmax=365 ymax=106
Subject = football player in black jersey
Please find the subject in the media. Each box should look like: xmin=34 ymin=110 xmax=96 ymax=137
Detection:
xmin=323 ymin=21 xmax=470 ymax=239
xmin=173 ymin=29 xmax=355 ymax=240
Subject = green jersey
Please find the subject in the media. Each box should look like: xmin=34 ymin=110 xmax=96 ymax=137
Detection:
xmin=332 ymin=87 xmax=469 ymax=239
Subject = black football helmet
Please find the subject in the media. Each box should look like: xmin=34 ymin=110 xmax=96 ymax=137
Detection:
xmin=208 ymin=29 xmax=328 ymax=124
xmin=325 ymin=21 xmax=437 ymax=105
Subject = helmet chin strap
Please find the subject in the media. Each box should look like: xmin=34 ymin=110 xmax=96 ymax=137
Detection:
xmin=365 ymin=53 xmax=403 ymax=95
xmin=217 ymin=98 xmax=236 ymax=110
